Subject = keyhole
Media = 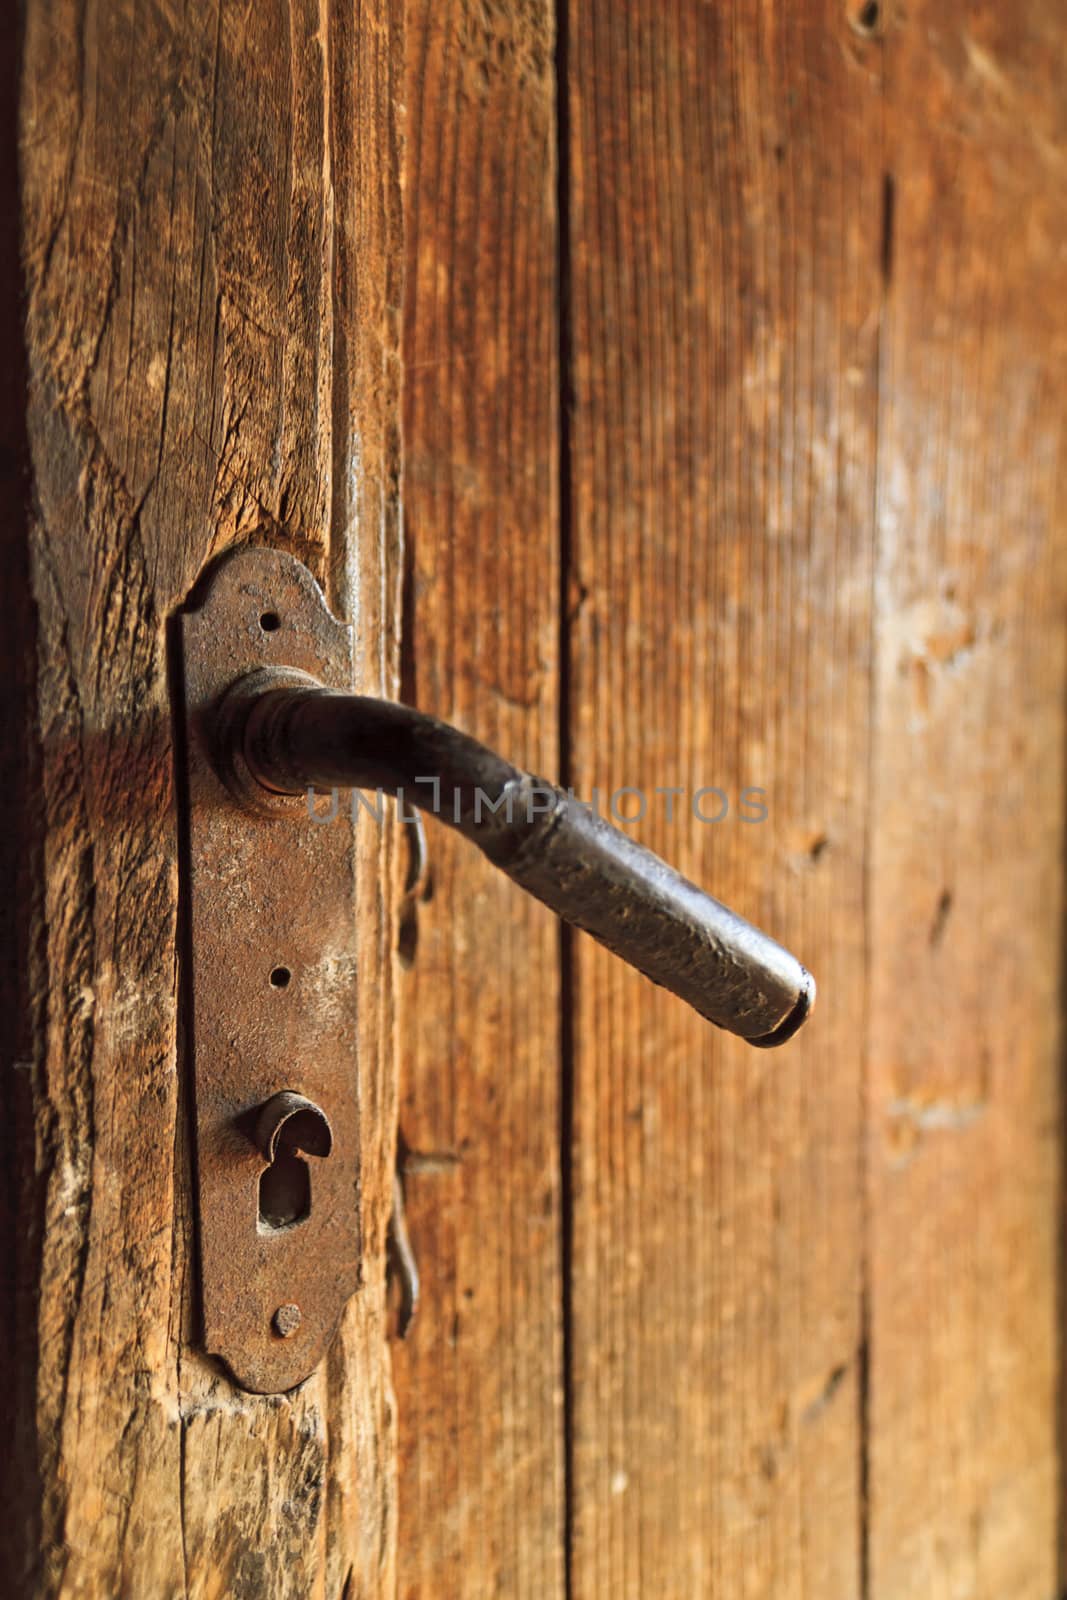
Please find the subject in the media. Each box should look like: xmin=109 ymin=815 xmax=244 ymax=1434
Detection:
xmin=259 ymin=1145 xmax=312 ymax=1230
xmin=252 ymin=1092 xmax=333 ymax=1233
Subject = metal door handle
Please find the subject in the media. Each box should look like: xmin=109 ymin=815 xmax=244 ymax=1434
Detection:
xmin=177 ymin=546 xmax=814 ymax=1393
xmin=227 ymin=682 xmax=814 ymax=1048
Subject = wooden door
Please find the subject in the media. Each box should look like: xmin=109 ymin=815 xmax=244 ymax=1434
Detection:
xmin=6 ymin=3 xmax=1067 ymax=1597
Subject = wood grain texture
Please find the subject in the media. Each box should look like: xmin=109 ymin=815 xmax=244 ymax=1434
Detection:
xmin=9 ymin=0 xmax=1067 ymax=1594
xmin=867 ymin=4 xmax=1067 ymax=1595
xmin=393 ymin=2 xmax=564 ymax=1596
xmin=566 ymin=3 xmax=1067 ymax=1597
xmin=564 ymin=4 xmax=882 ymax=1594
xmin=8 ymin=1 xmax=404 ymax=1594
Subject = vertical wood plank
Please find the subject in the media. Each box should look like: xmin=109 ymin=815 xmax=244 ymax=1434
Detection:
xmin=393 ymin=2 xmax=565 ymax=1595
xmin=867 ymin=4 xmax=1067 ymax=1594
xmin=564 ymin=3 xmax=882 ymax=1595
xmin=9 ymin=1 xmax=404 ymax=1593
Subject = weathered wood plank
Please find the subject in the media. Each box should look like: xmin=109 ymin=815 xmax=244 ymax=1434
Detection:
xmin=393 ymin=2 xmax=564 ymax=1596
xmin=9 ymin=1 xmax=1067 ymax=1593
xmin=564 ymin=3 xmax=882 ymax=1594
xmin=867 ymin=4 xmax=1067 ymax=1594
xmin=8 ymin=1 xmax=404 ymax=1594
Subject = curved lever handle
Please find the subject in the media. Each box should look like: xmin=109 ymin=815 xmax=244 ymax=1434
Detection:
xmin=231 ymin=682 xmax=814 ymax=1047
xmin=180 ymin=544 xmax=813 ymax=1394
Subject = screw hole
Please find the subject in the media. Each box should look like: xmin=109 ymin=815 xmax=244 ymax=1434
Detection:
xmin=270 ymin=966 xmax=291 ymax=988
xmin=260 ymin=610 xmax=281 ymax=632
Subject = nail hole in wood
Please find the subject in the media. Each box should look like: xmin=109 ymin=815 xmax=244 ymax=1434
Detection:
xmin=851 ymin=0 xmax=880 ymax=34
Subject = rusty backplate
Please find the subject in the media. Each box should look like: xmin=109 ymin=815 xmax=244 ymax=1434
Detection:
xmin=177 ymin=545 xmax=359 ymax=1393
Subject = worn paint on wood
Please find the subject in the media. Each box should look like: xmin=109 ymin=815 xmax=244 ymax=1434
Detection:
xmin=393 ymin=2 xmax=565 ymax=1596
xmin=8 ymin=0 xmax=404 ymax=1594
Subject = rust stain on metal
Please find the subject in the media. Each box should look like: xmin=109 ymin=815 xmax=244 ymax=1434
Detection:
xmin=177 ymin=545 xmax=359 ymax=1394
xmin=254 ymin=1091 xmax=334 ymax=1162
